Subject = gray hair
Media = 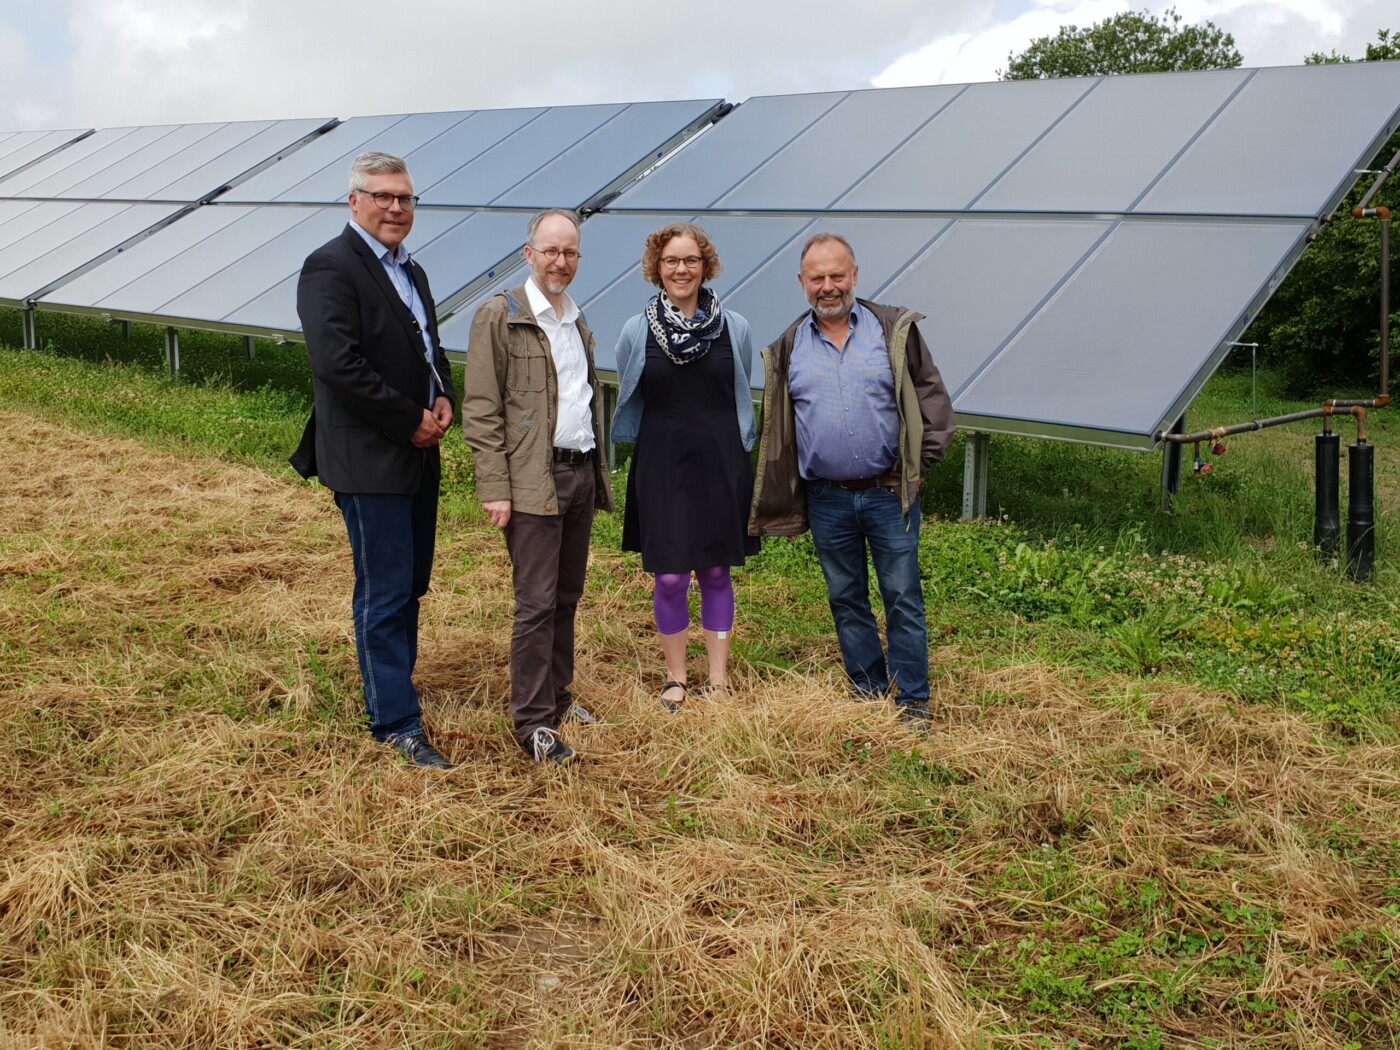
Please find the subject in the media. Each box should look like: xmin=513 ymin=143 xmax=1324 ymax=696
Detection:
xmin=348 ymin=151 xmax=410 ymax=194
xmin=799 ymin=232 xmax=856 ymax=267
xmin=526 ymin=208 xmax=581 ymax=246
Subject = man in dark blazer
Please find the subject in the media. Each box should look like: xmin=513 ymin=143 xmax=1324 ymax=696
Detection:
xmin=291 ymin=151 xmax=455 ymax=769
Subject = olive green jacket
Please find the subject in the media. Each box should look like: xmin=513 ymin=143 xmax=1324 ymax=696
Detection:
xmin=460 ymin=284 xmax=614 ymax=516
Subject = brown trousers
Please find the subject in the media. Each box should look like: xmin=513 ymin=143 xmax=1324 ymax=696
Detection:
xmin=503 ymin=460 xmax=596 ymax=746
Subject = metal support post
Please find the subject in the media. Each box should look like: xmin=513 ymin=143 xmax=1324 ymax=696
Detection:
xmin=961 ymin=431 xmax=989 ymax=521
xmin=1160 ymin=413 xmax=1185 ymax=511
xmin=120 ymin=320 xmax=131 ymax=341
xmin=244 ymin=336 xmax=257 ymax=361
xmin=165 ymin=327 xmax=181 ymax=375
xmin=602 ymin=382 xmax=617 ymax=471
xmin=22 ymin=305 xmax=36 ymax=349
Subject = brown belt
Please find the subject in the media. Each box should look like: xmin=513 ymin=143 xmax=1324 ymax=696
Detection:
xmin=817 ymin=472 xmax=899 ymax=491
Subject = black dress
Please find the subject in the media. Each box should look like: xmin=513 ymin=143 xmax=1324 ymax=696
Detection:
xmin=622 ymin=324 xmax=761 ymax=574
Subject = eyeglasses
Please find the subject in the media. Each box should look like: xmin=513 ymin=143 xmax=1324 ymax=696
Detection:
xmin=358 ymin=190 xmax=420 ymax=211
xmin=660 ymin=255 xmax=702 ymax=271
xmin=529 ymin=246 xmax=582 ymax=263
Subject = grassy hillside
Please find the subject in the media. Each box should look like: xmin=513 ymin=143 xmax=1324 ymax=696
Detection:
xmin=1 ymin=332 xmax=1397 ymax=1048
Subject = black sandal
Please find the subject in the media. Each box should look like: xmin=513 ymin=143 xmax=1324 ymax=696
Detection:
xmin=659 ymin=680 xmax=687 ymax=713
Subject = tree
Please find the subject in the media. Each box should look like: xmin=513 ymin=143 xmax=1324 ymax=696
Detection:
xmin=1244 ymin=29 xmax=1399 ymax=394
xmin=999 ymin=7 xmax=1242 ymax=80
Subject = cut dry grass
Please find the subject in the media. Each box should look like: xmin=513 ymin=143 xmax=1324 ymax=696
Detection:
xmin=2 ymin=408 xmax=1398 ymax=1048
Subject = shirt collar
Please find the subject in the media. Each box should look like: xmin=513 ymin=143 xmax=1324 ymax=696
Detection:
xmin=349 ymin=219 xmax=411 ymax=266
xmin=525 ymin=274 xmax=579 ymax=325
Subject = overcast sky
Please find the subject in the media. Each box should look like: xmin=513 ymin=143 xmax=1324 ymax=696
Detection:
xmin=0 ymin=0 xmax=1390 ymax=130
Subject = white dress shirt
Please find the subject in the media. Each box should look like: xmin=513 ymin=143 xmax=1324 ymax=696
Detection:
xmin=525 ymin=276 xmax=594 ymax=452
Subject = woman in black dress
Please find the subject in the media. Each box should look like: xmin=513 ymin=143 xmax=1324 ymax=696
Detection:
xmin=612 ymin=223 xmax=759 ymax=710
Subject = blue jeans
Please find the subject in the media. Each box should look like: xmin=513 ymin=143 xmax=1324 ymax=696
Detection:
xmin=335 ymin=483 xmax=438 ymax=740
xmin=805 ymin=481 xmax=929 ymax=705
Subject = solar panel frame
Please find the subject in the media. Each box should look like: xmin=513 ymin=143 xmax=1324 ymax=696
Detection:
xmin=0 ymin=128 xmax=93 ymax=182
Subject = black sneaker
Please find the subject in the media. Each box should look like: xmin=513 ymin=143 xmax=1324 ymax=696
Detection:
xmin=529 ymin=727 xmax=578 ymax=766
xmin=896 ymin=703 xmax=931 ymax=730
xmin=387 ymin=731 xmax=452 ymax=769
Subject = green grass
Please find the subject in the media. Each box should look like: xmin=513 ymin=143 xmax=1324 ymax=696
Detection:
xmin=5 ymin=322 xmax=1400 ymax=1047
xmin=3 ymin=316 xmax=1397 ymax=738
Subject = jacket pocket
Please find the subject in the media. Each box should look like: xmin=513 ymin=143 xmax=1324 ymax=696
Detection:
xmin=507 ymin=346 xmax=546 ymax=392
xmin=506 ymin=418 xmax=536 ymax=454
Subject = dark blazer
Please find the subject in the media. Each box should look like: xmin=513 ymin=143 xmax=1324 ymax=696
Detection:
xmin=291 ymin=224 xmax=455 ymax=494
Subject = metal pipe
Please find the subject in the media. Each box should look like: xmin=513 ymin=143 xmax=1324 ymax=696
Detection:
xmin=1159 ymin=401 xmax=1382 ymax=445
xmin=1383 ymin=212 xmax=1390 ymax=397
xmin=1354 ymin=141 xmax=1400 ymax=214
xmin=1353 ymin=142 xmax=1396 ymax=396
xmin=1352 ymin=203 xmax=1391 ymax=398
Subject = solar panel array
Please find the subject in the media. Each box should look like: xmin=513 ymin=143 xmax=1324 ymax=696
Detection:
xmin=30 ymin=100 xmax=722 ymax=338
xmin=441 ymin=62 xmax=1400 ymax=449
xmin=0 ymin=118 xmax=334 ymax=308
xmin=6 ymin=62 xmax=1400 ymax=450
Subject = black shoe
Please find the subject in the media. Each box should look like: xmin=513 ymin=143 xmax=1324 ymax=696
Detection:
xmin=387 ymin=731 xmax=452 ymax=769
xmin=896 ymin=702 xmax=931 ymax=729
xmin=529 ymin=727 xmax=578 ymax=766
xmin=563 ymin=701 xmax=598 ymax=726
xmin=659 ymin=680 xmax=686 ymax=713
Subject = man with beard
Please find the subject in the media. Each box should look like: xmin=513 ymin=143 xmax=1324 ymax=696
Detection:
xmin=748 ymin=233 xmax=955 ymax=726
xmin=461 ymin=209 xmax=613 ymax=765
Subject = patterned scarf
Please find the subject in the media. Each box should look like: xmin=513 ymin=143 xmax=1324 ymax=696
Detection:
xmin=645 ymin=286 xmax=725 ymax=365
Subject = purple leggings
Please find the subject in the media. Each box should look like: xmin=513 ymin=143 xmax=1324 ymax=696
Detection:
xmin=654 ymin=565 xmax=735 ymax=636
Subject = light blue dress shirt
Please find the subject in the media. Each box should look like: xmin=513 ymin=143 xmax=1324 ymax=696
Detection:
xmin=349 ymin=220 xmax=440 ymax=402
xmin=789 ymin=302 xmax=899 ymax=482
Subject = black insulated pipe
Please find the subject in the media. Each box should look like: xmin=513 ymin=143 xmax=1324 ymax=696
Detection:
xmin=1314 ymin=432 xmax=1341 ymax=556
xmin=1347 ymin=440 xmax=1376 ymax=582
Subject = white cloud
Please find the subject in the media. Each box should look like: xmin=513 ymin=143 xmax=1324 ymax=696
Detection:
xmin=875 ymin=0 xmax=1392 ymax=89
xmin=0 ymin=0 xmax=1392 ymax=130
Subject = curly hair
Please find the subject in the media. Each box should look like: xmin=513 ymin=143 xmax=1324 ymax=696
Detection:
xmin=640 ymin=223 xmax=723 ymax=287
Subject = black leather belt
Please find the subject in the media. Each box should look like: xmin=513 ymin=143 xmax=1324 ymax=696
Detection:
xmin=818 ymin=472 xmax=899 ymax=491
xmin=552 ymin=447 xmax=594 ymax=466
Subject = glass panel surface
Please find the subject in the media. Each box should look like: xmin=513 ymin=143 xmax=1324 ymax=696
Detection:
xmin=0 ymin=202 xmax=179 ymax=301
xmin=613 ymin=92 xmax=847 ymax=209
xmin=1137 ymin=62 xmax=1400 ymax=216
xmin=717 ymin=86 xmax=964 ymax=210
xmin=836 ymin=77 xmax=1094 ymax=211
xmin=496 ymin=99 xmax=720 ymax=208
xmin=978 ymin=69 xmax=1249 ymax=213
xmin=957 ymin=221 xmax=1310 ymax=435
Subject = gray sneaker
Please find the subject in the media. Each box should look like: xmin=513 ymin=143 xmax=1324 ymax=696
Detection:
xmin=530 ymin=727 xmax=578 ymax=766
xmin=563 ymin=701 xmax=598 ymax=726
